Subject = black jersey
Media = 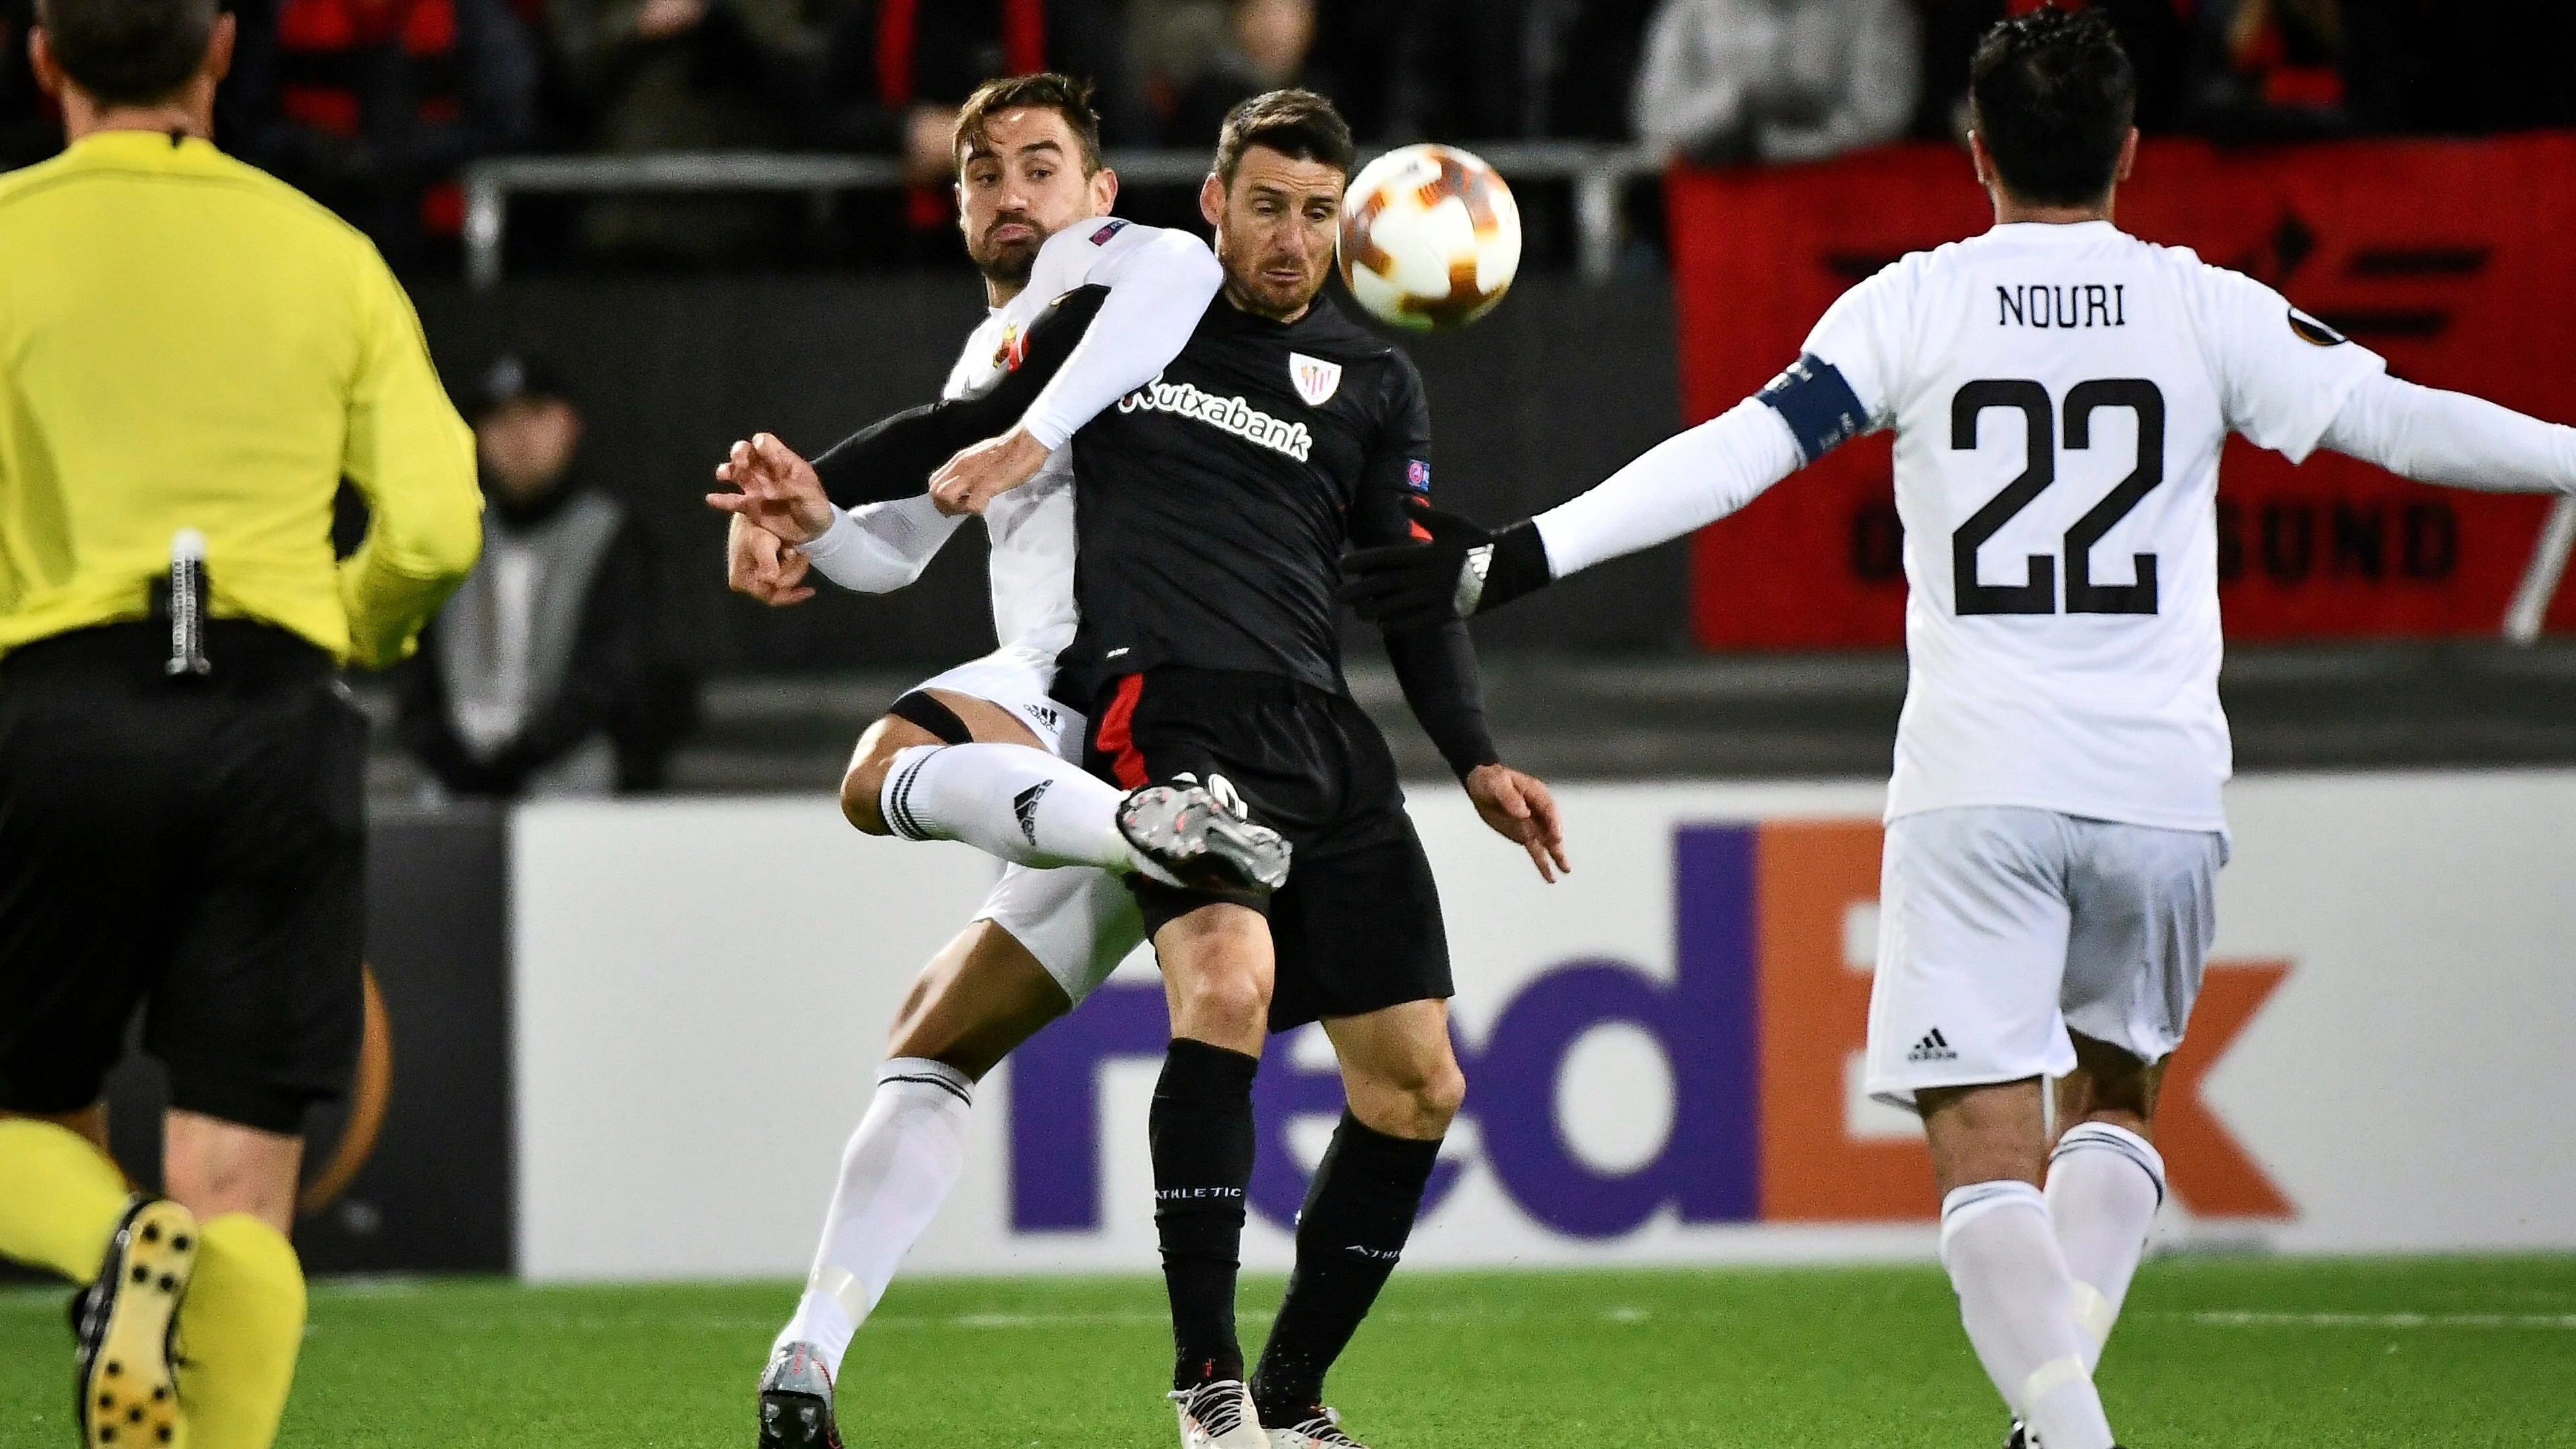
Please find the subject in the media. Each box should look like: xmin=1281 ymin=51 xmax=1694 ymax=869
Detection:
xmin=808 ymin=283 xmax=1497 ymax=780
xmin=1054 ymin=294 xmax=1432 ymax=704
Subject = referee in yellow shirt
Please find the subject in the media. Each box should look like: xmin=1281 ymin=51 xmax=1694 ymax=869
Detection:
xmin=0 ymin=0 xmax=481 ymax=1441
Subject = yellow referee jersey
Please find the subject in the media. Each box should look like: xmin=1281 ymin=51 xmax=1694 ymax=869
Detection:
xmin=0 ymin=129 xmax=481 ymax=668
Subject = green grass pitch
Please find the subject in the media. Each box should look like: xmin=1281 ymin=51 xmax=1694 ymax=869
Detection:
xmin=5 ymin=1256 xmax=2572 ymax=1446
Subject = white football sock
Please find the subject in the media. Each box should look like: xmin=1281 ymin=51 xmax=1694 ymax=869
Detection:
xmin=1939 ymin=1181 xmax=2117 ymax=1449
xmin=2047 ymin=1122 xmax=2166 ymax=1368
xmin=775 ymin=1059 xmax=975 ymax=1376
xmin=877 ymin=743 xmax=1141 ymax=873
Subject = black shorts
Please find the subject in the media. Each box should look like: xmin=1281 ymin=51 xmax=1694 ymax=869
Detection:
xmin=0 ymin=621 xmax=368 ymax=1134
xmin=1085 ymin=667 xmax=1452 ymax=1032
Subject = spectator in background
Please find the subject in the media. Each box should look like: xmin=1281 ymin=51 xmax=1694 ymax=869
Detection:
xmin=399 ymin=355 xmax=697 ymax=799
xmin=544 ymin=0 xmax=824 ymax=260
xmin=2182 ymin=0 xmax=2352 ymax=140
xmin=1163 ymin=0 xmax=1318 ymax=144
xmin=818 ymin=0 xmax=1136 ymax=257
xmin=1917 ymin=0 xmax=2186 ymax=142
xmin=221 ymin=0 xmax=539 ymax=265
xmin=1633 ymin=0 xmax=1919 ymax=165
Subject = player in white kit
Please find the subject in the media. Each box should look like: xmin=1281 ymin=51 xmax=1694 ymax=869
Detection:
xmin=708 ymin=76 xmax=1283 ymax=1449
xmin=1342 ymin=10 xmax=2576 ymax=1447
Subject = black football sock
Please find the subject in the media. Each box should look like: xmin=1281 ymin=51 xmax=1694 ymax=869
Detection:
xmin=1152 ymin=1037 xmax=1262 ymax=1390
xmin=1250 ymin=1111 xmax=1442 ymax=1418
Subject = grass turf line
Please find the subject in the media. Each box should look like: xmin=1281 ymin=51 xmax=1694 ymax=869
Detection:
xmin=3 ymin=1256 xmax=2572 ymax=1446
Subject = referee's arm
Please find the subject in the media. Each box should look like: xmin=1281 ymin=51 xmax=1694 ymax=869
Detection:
xmin=337 ymin=261 xmax=483 ymax=669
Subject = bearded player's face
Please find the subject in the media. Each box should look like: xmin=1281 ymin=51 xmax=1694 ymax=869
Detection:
xmin=956 ymin=108 xmax=1113 ymax=288
xmin=1203 ymin=146 xmax=1344 ymax=322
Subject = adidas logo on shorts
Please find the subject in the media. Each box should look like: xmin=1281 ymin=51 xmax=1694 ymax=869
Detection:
xmin=1907 ymin=1028 xmax=1959 ymax=1063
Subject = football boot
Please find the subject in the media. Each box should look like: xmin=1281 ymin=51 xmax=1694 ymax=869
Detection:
xmin=74 ymin=1197 xmax=198 ymax=1449
xmin=1267 ymin=1403 xmax=1373 ymax=1449
xmin=1119 ymin=785 xmax=1291 ymax=894
xmin=1169 ymin=1377 xmax=1269 ymax=1449
xmin=755 ymin=1340 xmax=843 ymax=1449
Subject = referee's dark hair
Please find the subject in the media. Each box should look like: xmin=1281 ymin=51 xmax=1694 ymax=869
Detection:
xmin=1970 ymin=4 xmax=2137 ymax=208
xmin=1216 ymin=89 xmax=1356 ymax=184
xmin=34 ymin=0 xmax=217 ymax=106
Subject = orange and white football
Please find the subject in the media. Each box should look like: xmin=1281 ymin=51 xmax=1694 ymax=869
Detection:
xmin=1338 ymin=143 xmax=1522 ymax=331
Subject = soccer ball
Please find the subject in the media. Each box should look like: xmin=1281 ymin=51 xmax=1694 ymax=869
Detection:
xmin=1338 ymin=143 xmax=1522 ymax=331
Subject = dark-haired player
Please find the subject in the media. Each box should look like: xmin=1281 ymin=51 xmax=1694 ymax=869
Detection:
xmin=727 ymin=89 xmax=1566 ymax=1449
xmin=1344 ymin=9 xmax=2576 ymax=1449
xmin=709 ymin=75 xmax=1291 ymax=1449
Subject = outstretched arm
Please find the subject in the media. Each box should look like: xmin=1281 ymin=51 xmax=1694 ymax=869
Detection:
xmin=1340 ymin=360 xmax=1831 ymax=629
xmin=2316 ymin=373 xmax=2576 ymax=495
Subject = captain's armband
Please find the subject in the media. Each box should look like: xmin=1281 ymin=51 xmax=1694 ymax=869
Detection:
xmin=1757 ymin=354 xmax=1869 ymax=465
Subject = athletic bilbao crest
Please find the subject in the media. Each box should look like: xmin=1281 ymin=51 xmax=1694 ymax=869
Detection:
xmin=1289 ymin=352 xmax=1342 ymax=407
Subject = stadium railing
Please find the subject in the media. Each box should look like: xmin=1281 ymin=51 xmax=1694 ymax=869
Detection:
xmin=458 ymin=143 xmax=1660 ymax=290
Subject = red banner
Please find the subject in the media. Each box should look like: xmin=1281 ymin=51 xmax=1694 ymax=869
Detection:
xmin=1667 ymin=135 xmax=2576 ymax=649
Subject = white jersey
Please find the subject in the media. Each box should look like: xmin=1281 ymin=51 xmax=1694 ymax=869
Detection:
xmin=1802 ymin=220 xmax=2383 ymax=831
xmin=947 ymin=219 xmax=1217 ymax=657
xmin=1536 ymin=218 xmax=2572 ymax=833
xmin=803 ymin=219 xmax=1223 ymax=659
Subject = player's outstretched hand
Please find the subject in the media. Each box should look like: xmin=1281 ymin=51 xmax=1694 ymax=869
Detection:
xmin=708 ymin=433 xmax=835 ymax=545
xmin=1341 ymin=499 xmax=1554 ymax=629
xmin=928 ymin=426 xmax=1051 ymax=517
xmin=727 ymin=513 xmax=814 ymax=607
xmin=1465 ymin=763 xmax=1570 ymax=883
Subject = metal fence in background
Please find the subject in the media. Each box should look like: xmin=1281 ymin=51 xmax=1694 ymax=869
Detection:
xmin=460 ymin=143 xmax=1661 ymax=290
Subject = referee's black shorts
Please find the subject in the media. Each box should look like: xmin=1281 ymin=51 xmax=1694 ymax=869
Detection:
xmin=1083 ymin=666 xmax=1453 ymax=1032
xmin=0 ymin=621 xmax=368 ymax=1134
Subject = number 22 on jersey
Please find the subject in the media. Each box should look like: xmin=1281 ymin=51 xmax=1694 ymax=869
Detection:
xmin=1950 ymin=378 xmax=2167 ymax=616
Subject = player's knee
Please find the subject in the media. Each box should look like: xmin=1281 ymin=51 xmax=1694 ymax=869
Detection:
xmin=1352 ymin=1053 xmax=1464 ymax=1138
xmin=2062 ymin=1033 xmax=2161 ymax=1130
xmin=1396 ymin=1057 xmax=1466 ymax=1135
xmin=840 ymin=755 xmax=893 ymax=835
xmin=1177 ymin=967 xmax=1270 ymax=1039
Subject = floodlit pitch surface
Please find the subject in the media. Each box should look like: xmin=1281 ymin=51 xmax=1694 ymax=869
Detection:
xmin=5 ymin=1258 xmax=2572 ymax=1446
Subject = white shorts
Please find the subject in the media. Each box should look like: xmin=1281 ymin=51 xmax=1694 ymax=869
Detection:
xmin=1864 ymin=806 xmax=2224 ymax=1110
xmin=918 ymin=645 xmax=1135 ymax=1003
xmin=973 ymin=863 xmax=1146 ymax=1006
xmin=912 ymin=644 xmax=1083 ymax=760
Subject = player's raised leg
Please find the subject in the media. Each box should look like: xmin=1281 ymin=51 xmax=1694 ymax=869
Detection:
xmin=845 ymin=689 xmax=1288 ymax=893
xmin=1251 ymin=1000 xmax=1462 ymax=1448
xmin=1148 ymin=902 xmax=1274 ymax=1449
xmin=843 ymin=689 xmax=1132 ymax=865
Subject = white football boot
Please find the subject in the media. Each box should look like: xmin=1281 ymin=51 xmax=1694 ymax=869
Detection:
xmin=1169 ymin=1378 xmax=1269 ymax=1449
xmin=1267 ymin=1403 xmax=1373 ymax=1448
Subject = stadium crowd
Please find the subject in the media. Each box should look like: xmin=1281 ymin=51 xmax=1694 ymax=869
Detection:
xmin=1 ymin=0 xmax=2571 ymax=268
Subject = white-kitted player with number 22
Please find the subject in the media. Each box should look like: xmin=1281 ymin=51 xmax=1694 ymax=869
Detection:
xmin=1342 ymin=9 xmax=2576 ymax=1449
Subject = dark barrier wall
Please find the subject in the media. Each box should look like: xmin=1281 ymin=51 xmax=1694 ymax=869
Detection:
xmin=411 ymin=273 xmax=1694 ymax=671
xmin=103 ymin=807 xmax=515 ymax=1274
xmin=1668 ymin=134 xmax=2576 ymax=650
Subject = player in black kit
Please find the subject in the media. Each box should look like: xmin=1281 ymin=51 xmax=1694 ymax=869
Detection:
xmin=722 ymin=91 xmax=1566 ymax=1449
xmin=949 ymin=92 xmax=1568 ymax=1449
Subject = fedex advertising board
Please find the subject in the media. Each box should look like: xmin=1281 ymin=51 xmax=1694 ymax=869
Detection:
xmin=513 ymin=773 xmax=2576 ymax=1281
